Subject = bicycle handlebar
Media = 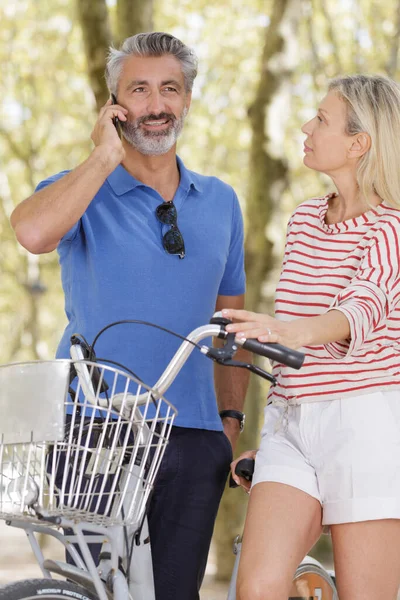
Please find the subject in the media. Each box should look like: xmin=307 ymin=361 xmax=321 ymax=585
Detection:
xmin=229 ymin=457 xmax=255 ymax=488
xmin=70 ymin=315 xmax=305 ymax=411
xmin=240 ymin=338 xmax=304 ymax=370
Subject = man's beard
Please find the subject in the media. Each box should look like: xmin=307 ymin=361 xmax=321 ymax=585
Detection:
xmin=121 ymin=108 xmax=188 ymax=156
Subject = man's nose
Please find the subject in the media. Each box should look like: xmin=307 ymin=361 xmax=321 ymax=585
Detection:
xmin=147 ymin=91 xmax=166 ymax=115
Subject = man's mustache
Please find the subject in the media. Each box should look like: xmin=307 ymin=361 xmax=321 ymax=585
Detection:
xmin=135 ymin=113 xmax=176 ymax=125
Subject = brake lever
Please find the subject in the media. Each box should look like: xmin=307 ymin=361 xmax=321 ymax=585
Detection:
xmin=205 ymin=333 xmax=277 ymax=385
xmin=205 ymin=331 xmax=238 ymax=360
xmin=218 ymin=358 xmax=277 ymax=385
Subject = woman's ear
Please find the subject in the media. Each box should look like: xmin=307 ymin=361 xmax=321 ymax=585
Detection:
xmin=348 ymin=132 xmax=371 ymax=158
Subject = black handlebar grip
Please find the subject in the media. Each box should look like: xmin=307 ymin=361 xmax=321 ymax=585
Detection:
xmin=229 ymin=458 xmax=255 ymax=488
xmin=241 ymin=339 xmax=304 ymax=370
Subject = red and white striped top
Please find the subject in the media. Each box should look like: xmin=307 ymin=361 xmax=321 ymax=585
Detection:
xmin=270 ymin=193 xmax=400 ymax=404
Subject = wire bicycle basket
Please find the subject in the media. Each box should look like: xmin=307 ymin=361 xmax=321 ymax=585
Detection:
xmin=0 ymin=360 xmax=176 ymax=528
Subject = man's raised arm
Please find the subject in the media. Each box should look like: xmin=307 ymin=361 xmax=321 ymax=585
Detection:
xmin=10 ymin=100 xmax=127 ymax=254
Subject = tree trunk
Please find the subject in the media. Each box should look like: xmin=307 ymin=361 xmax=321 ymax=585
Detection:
xmin=76 ymin=0 xmax=154 ymax=111
xmin=115 ymin=0 xmax=154 ymax=47
xmin=386 ymin=0 xmax=400 ymax=77
xmin=213 ymin=0 xmax=301 ymax=581
xmin=75 ymin=0 xmax=112 ymax=111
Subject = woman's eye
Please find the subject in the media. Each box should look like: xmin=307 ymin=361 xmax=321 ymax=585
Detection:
xmin=317 ymin=115 xmax=323 ymax=123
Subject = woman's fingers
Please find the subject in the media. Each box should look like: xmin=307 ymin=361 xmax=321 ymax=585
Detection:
xmin=222 ymin=309 xmax=282 ymax=344
xmin=222 ymin=309 xmax=264 ymax=323
xmin=222 ymin=308 xmax=297 ymax=348
xmin=224 ymin=321 xmax=279 ymax=342
xmin=230 ymin=450 xmax=257 ymax=488
xmin=225 ymin=321 xmax=263 ymax=333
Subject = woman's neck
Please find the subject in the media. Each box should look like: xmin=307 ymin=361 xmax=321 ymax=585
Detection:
xmin=326 ymin=174 xmax=382 ymax=224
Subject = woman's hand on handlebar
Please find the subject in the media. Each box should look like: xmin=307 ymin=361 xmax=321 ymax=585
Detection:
xmin=222 ymin=309 xmax=302 ymax=350
xmin=230 ymin=450 xmax=257 ymax=493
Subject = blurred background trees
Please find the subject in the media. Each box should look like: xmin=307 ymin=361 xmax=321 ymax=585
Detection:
xmin=1 ymin=0 xmax=400 ymax=589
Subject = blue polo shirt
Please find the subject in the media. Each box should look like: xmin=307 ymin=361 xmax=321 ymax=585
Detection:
xmin=36 ymin=157 xmax=245 ymax=430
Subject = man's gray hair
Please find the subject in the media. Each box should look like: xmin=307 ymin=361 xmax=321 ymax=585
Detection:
xmin=106 ymin=32 xmax=198 ymax=95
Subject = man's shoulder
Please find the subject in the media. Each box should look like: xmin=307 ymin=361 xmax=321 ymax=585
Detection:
xmin=178 ymin=156 xmax=229 ymax=189
xmin=185 ymin=166 xmax=237 ymax=200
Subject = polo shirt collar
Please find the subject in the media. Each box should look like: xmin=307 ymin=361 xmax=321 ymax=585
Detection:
xmin=107 ymin=164 xmax=143 ymax=196
xmin=176 ymin=156 xmax=203 ymax=194
xmin=107 ymin=156 xmax=203 ymax=197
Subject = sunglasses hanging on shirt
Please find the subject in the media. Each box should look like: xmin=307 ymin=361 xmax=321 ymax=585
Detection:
xmin=155 ymin=201 xmax=185 ymax=259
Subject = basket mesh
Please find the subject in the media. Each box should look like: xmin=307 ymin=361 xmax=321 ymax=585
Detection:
xmin=0 ymin=360 xmax=176 ymax=527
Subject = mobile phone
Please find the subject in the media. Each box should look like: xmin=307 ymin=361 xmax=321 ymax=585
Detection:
xmin=111 ymin=93 xmax=122 ymax=138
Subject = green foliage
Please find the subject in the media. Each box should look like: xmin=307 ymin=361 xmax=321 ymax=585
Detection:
xmin=2 ymin=0 xmax=400 ymax=574
xmin=0 ymin=0 xmax=271 ymax=362
xmin=156 ymin=0 xmax=269 ymax=198
xmin=0 ymin=0 xmax=95 ymax=361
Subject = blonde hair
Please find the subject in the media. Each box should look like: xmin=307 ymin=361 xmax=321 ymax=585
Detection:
xmin=329 ymin=74 xmax=400 ymax=208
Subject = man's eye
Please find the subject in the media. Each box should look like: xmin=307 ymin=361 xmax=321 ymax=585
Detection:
xmin=133 ymin=87 xmax=146 ymax=93
xmin=317 ymin=115 xmax=323 ymax=122
xmin=164 ymin=87 xmax=177 ymax=92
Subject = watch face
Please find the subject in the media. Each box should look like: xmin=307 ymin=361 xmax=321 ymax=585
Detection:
xmin=240 ymin=414 xmax=245 ymax=432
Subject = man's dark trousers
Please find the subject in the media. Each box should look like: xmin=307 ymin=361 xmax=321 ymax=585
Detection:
xmin=148 ymin=426 xmax=233 ymax=600
xmin=63 ymin=425 xmax=232 ymax=599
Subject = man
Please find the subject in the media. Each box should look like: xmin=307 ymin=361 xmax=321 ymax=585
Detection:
xmin=11 ymin=32 xmax=249 ymax=600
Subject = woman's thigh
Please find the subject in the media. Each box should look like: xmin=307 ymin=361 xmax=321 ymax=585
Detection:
xmin=237 ymin=481 xmax=322 ymax=600
xmin=331 ymin=519 xmax=400 ymax=600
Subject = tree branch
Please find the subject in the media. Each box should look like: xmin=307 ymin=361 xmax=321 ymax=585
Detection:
xmin=319 ymin=0 xmax=343 ymax=73
xmin=387 ymin=0 xmax=400 ymax=77
xmin=302 ymin=0 xmax=323 ymax=94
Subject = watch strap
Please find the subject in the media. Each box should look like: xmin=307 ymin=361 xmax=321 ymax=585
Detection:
xmin=219 ymin=409 xmax=245 ymax=432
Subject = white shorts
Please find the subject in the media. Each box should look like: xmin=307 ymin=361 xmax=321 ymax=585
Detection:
xmin=253 ymin=390 xmax=400 ymax=526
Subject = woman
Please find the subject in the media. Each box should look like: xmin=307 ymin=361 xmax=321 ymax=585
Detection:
xmin=223 ymin=75 xmax=400 ymax=600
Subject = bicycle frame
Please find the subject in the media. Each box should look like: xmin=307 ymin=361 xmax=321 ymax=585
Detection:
xmin=4 ymin=431 xmax=155 ymax=600
xmin=0 ymin=318 xmax=304 ymax=599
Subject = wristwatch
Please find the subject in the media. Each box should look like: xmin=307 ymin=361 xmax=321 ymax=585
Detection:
xmin=219 ymin=410 xmax=245 ymax=433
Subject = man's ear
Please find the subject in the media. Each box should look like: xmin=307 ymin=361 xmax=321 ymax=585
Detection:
xmin=185 ymin=91 xmax=192 ymax=113
xmin=348 ymin=132 xmax=371 ymax=158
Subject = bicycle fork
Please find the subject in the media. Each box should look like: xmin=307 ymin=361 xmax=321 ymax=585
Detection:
xmin=98 ymin=517 xmax=155 ymax=600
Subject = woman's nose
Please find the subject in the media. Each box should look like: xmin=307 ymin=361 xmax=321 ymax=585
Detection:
xmin=301 ymin=119 xmax=313 ymax=136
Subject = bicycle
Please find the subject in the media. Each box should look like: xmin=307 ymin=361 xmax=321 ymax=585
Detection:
xmin=227 ymin=459 xmax=338 ymax=599
xmin=0 ymin=313 xmax=304 ymax=600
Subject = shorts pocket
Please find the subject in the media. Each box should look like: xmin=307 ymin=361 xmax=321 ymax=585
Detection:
xmin=260 ymin=403 xmax=283 ymax=438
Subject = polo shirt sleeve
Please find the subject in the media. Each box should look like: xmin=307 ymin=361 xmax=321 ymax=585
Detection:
xmin=325 ymin=220 xmax=400 ymax=358
xmin=35 ymin=170 xmax=80 ymax=242
xmin=218 ymin=190 xmax=246 ymax=296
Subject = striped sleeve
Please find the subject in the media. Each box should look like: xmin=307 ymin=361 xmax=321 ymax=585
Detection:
xmin=325 ymin=220 xmax=400 ymax=358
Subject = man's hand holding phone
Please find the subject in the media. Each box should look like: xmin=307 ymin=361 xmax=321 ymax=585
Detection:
xmin=110 ymin=93 xmax=122 ymax=138
xmin=91 ymin=96 xmax=128 ymax=171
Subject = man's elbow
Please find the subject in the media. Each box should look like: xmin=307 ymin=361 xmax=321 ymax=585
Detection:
xmin=12 ymin=220 xmax=57 ymax=254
